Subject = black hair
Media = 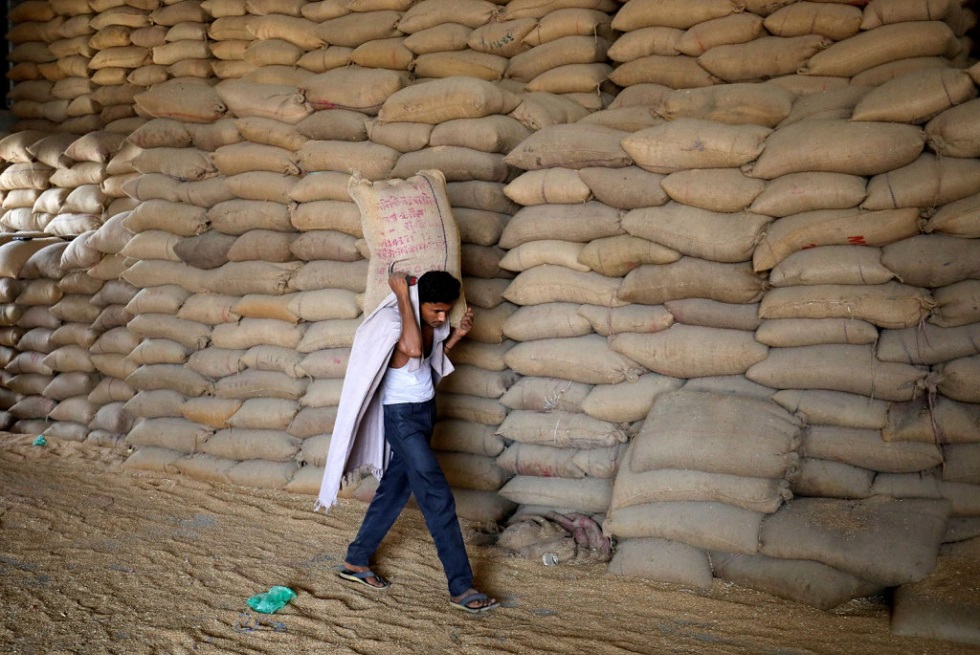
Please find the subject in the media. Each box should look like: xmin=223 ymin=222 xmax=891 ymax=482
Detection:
xmin=417 ymin=270 xmax=460 ymax=305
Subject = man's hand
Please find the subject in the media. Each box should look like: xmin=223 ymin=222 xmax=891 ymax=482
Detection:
xmin=455 ymin=307 xmax=474 ymax=339
xmin=444 ymin=307 xmax=473 ymax=354
xmin=388 ymin=270 xmax=411 ymax=296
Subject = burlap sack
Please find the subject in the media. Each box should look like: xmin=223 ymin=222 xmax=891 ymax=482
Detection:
xmin=619 ymin=258 xmax=764 ymax=304
xmin=404 ymin=23 xmax=473 ymax=55
xmin=622 ymin=203 xmax=770 ymax=263
xmin=660 ymin=168 xmax=765 ymax=213
xmin=755 ymin=318 xmax=879 ymax=348
xmin=607 ymin=54 xmax=719 ymax=89
xmin=302 ymin=66 xmax=410 ymax=114
xmin=348 ymin=169 xmax=464 ymax=321
xmin=622 ymin=118 xmax=770 ymax=174
xmin=678 ymin=14 xmax=766 ymax=56
xmin=924 ymin=191 xmax=980 ymax=238
xmin=746 ymin=344 xmax=928 ymax=401
xmin=378 ymin=76 xmax=521 ymax=124
xmin=759 ymin=496 xmax=950 ymax=586
xmin=580 ymin=373 xmax=682 ymax=423
xmin=752 ymin=207 xmax=921 ymax=272
xmin=925 ymin=97 xmax=980 ymax=158
xmin=803 ymin=425 xmax=942 ymax=474
xmin=759 ymin=282 xmax=935 ymax=330
xmin=611 ymin=0 xmax=738 ymax=30
xmin=699 ymin=35 xmax=830 ymax=83
xmin=610 ymin=325 xmax=769 ymax=378
xmin=746 ymin=120 xmax=925 ymax=179
xmin=801 ymin=21 xmax=957 ymax=77
xmin=503 ymin=334 xmax=645 ymax=385
xmin=499 ymin=201 xmax=624 ymax=249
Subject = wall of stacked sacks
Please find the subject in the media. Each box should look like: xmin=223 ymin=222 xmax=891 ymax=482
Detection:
xmin=1 ymin=0 xmax=979 ymax=621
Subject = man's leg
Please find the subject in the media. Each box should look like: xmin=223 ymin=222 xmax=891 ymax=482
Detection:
xmin=343 ymin=434 xmax=412 ymax=586
xmin=382 ymin=400 xmax=474 ymax=597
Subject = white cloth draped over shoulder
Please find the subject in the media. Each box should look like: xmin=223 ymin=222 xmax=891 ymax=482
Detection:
xmin=315 ymin=286 xmax=453 ymax=512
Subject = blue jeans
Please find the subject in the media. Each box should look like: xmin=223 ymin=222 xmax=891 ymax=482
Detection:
xmin=345 ymin=399 xmax=474 ymax=596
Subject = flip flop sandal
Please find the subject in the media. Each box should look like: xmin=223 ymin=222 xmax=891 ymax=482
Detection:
xmin=450 ymin=591 xmax=499 ymax=614
xmin=337 ymin=567 xmax=390 ymax=590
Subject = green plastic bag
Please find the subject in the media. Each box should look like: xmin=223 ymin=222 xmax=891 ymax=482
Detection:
xmin=246 ymin=586 xmax=296 ymax=614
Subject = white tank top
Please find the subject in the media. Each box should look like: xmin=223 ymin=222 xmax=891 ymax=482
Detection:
xmin=381 ymin=355 xmax=434 ymax=405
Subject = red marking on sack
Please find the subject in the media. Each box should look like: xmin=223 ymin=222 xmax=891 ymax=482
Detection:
xmin=847 ymin=235 xmax=867 ymax=245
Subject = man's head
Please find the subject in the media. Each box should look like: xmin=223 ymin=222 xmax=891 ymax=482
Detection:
xmin=417 ymin=271 xmax=460 ymax=329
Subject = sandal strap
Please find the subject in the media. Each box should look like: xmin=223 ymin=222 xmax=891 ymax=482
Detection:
xmin=455 ymin=591 xmax=489 ymax=606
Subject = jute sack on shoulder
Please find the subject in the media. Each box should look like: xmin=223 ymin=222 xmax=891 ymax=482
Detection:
xmin=349 ymin=169 xmax=465 ymax=322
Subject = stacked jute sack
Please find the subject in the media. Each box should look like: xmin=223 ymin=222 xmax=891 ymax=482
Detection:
xmin=0 ymin=127 xmax=142 ymax=445
xmin=5 ymin=0 xmax=165 ymax=135
xmin=490 ymin=13 xmax=978 ymax=638
xmin=109 ymin=0 xmax=637 ymax=523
